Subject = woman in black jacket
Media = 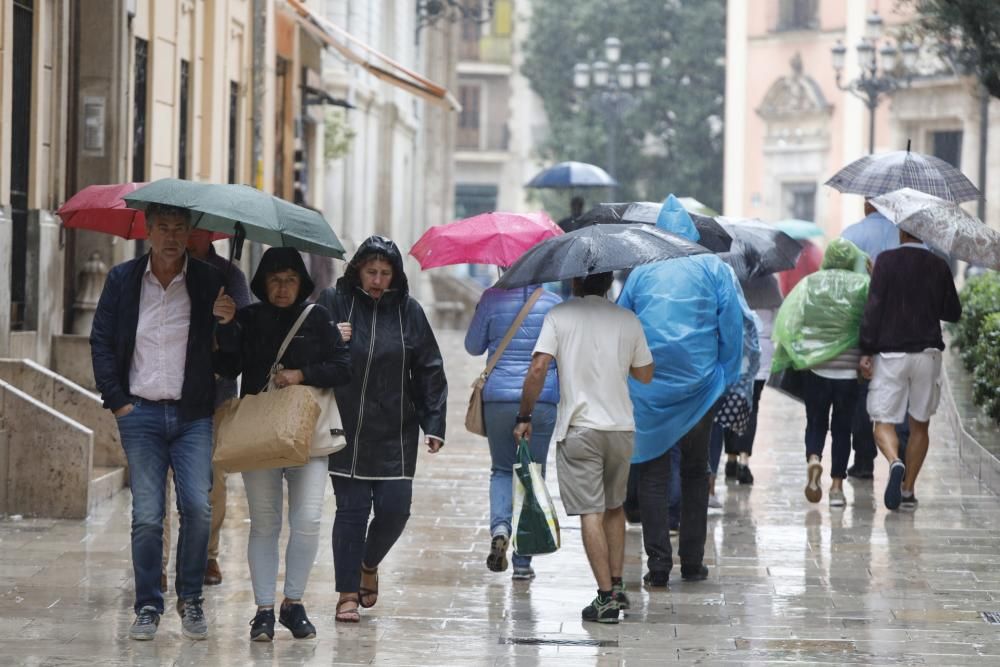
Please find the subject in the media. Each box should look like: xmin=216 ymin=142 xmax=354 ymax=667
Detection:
xmin=316 ymin=235 xmax=448 ymax=623
xmin=215 ymin=247 xmax=350 ymax=641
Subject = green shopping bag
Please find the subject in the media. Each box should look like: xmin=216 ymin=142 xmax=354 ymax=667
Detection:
xmin=511 ymin=439 xmax=560 ymax=556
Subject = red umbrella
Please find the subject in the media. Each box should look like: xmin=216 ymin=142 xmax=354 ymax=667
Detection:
xmin=58 ymin=182 xmax=226 ymax=240
xmin=409 ymin=211 xmax=563 ymax=269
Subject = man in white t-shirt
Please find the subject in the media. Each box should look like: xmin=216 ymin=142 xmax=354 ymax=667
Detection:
xmin=514 ymin=272 xmax=654 ymax=624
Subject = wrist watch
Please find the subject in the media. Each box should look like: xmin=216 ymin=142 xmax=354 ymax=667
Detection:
xmin=515 ymin=413 xmax=532 ymax=424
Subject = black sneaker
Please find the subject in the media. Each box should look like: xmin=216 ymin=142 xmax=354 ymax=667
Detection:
xmin=642 ymin=570 xmax=669 ymax=587
xmin=128 ymin=606 xmax=161 ymax=641
xmin=581 ymin=593 xmax=619 ymax=624
xmin=249 ymin=608 xmax=275 ymax=642
xmin=884 ymin=460 xmax=905 ymax=510
xmin=612 ymin=581 xmax=630 ymax=610
xmin=279 ymin=602 xmax=316 ymax=639
xmin=724 ymin=460 xmax=739 ymax=479
xmin=737 ymin=463 xmax=754 ymax=485
xmin=486 ymin=534 xmax=509 ymax=572
xmin=680 ymin=564 xmax=709 ymax=581
xmin=847 ymin=462 xmax=874 ymax=479
xmin=900 ymin=494 xmax=918 ymax=509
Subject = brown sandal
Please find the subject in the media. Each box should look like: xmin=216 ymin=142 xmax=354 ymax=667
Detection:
xmin=335 ymin=594 xmax=360 ymax=623
xmin=359 ymin=565 xmax=379 ymax=609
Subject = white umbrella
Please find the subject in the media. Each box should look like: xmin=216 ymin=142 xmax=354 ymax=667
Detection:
xmin=869 ymin=187 xmax=1000 ymax=270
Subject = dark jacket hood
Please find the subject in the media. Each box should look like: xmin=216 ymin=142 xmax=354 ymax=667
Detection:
xmin=250 ymin=247 xmax=315 ymax=305
xmin=338 ymin=235 xmax=409 ymax=296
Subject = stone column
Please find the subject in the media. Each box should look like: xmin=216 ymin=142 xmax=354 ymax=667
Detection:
xmin=71 ymin=251 xmax=108 ymax=336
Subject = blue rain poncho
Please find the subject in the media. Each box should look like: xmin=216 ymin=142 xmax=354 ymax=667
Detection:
xmin=771 ymin=238 xmax=870 ymax=372
xmin=618 ymin=194 xmax=745 ymax=463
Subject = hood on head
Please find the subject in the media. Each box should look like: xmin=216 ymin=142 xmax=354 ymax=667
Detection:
xmin=250 ymin=247 xmax=315 ymax=304
xmin=655 ymin=194 xmax=701 ymax=243
xmin=342 ymin=235 xmax=409 ymax=295
xmin=821 ymin=238 xmax=868 ymax=273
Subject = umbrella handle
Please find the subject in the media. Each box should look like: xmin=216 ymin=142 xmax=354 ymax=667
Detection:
xmin=228 ymin=220 xmax=246 ymax=264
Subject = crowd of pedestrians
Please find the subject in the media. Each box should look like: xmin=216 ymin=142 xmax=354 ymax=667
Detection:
xmin=91 ymin=190 xmax=963 ymax=639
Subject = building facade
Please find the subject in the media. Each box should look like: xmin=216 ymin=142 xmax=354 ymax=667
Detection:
xmin=724 ymin=0 xmax=998 ymax=235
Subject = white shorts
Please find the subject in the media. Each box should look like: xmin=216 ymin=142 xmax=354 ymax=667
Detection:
xmin=867 ymin=350 xmax=943 ymax=424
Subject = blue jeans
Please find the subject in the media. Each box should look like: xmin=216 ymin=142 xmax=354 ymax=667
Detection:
xmin=331 ymin=476 xmax=413 ymax=593
xmin=116 ymin=399 xmax=213 ymax=613
xmin=484 ymin=401 xmax=556 ymax=569
xmin=804 ymin=373 xmax=858 ymax=479
xmin=242 ymin=457 xmax=328 ymax=606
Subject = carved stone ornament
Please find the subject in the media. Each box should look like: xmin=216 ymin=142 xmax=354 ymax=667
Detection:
xmin=757 ymin=53 xmax=832 ymax=120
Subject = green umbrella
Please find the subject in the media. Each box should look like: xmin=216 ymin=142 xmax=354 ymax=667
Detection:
xmin=774 ymin=218 xmax=824 ymax=240
xmin=124 ymin=178 xmax=346 ymax=259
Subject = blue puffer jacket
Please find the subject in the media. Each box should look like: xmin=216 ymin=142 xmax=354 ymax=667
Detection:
xmin=464 ymin=286 xmax=561 ymax=404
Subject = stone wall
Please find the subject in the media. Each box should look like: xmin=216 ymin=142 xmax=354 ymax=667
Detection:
xmin=51 ymin=335 xmax=97 ymax=391
xmin=0 ymin=381 xmax=94 ymax=519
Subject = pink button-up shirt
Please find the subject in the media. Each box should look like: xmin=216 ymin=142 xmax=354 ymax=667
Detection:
xmin=128 ymin=257 xmax=191 ymax=401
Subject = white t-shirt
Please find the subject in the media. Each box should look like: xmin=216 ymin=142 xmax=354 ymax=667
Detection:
xmin=533 ymin=295 xmax=653 ymax=443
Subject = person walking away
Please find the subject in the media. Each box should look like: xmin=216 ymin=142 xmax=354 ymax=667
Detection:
xmin=771 ymin=239 xmax=871 ymax=507
xmin=858 ymin=229 xmax=961 ymax=510
xmin=317 ymin=236 xmax=448 ymax=623
xmin=465 ymin=282 xmax=561 ymax=580
xmin=161 ymin=229 xmax=252 ymax=590
xmin=515 ymin=272 xmax=653 ymax=623
xmin=214 ymin=247 xmax=350 ymax=641
xmin=90 ymin=204 xmax=225 ymax=640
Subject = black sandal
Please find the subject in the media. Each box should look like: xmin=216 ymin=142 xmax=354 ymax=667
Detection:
xmin=359 ymin=565 xmax=379 ymax=609
xmin=335 ymin=595 xmax=360 ymax=623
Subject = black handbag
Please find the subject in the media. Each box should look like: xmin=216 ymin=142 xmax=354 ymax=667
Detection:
xmin=767 ymin=368 xmax=808 ymax=403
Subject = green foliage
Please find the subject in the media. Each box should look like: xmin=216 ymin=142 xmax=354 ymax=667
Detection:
xmin=972 ymin=313 xmax=1000 ymax=422
xmin=951 ymin=272 xmax=1000 ymax=370
xmin=522 ymin=0 xmax=726 ymax=210
xmin=904 ymin=0 xmax=1000 ymax=99
xmin=324 ymin=108 xmax=356 ymax=161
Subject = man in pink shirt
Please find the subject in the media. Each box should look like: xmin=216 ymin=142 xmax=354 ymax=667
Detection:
xmin=91 ymin=204 xmax=229 ymax=641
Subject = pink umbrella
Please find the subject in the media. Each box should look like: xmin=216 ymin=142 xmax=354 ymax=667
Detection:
xmin=58 ymin=182 xmax=226 ymax=240
xmin=410 ymin=211 xmax=563 ymax=269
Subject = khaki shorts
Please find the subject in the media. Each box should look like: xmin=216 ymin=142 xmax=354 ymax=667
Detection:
xmin=868 ymin=349 xmax=943 ymax=423
xmin=556 ymin=426 xmax=634 ymax=516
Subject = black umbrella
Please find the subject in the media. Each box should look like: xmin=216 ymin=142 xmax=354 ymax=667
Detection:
xmin=715 ymin=217 xmax=803 ymax=282
xmin=496 ymin=223 xmax=710 ymax=289
xmin=571 ymin=202 xmax=733 ymax=252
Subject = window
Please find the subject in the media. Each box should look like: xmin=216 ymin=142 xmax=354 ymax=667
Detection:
xmin=10 ymin=0 xmax=34 ymax=330
xmin=228 ymin=80 xmax=239 ymax=184
xmin=133 ymin=38 xmax=148 ymax=182
xmin=457 ymin=85 xmax=481 ymax=149
xmin=460 ymin=6 xmax=481 ymax=60
xmin=783 ymin=182 xmax=816 ymax=222
xmin=777 ymin=0 xmax=818 ymax=31
xmin=931 ymin=130 xmax=963 ymax=168
xmin=178 ymin=59 xmax=190 ymax=179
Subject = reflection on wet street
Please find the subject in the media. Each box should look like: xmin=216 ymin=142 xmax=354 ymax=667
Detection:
xmin=2 ymin=330 xmax=999 ymax=665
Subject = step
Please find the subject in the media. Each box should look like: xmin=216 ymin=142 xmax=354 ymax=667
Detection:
xmin=88 ymin=466 xmax=127 ymax=515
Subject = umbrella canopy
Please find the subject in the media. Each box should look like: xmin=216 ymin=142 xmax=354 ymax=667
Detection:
xmin=525 ymin=161 xmax=618 ymax=189
xmin=869 ymin=187 xmax=1000 ymax=270
xmin=124 ymin=178 xmax=345 ymax=258
xmin=774 ymin=218 xmax=824 ymax=240
xmin=825 ymin=149 xmax=980 ymax=203
xmin=716 ymin=217 xmax=804 ymax=282
xmin=409 ymin=211 xmax=563 ymax=269
xmin=571 ymin=201 xmax=732 ymax=252
xmin=58 ymin=183 xmax=231 ymax=241
xmin=496 ymin=223 xmax=710 ymax=289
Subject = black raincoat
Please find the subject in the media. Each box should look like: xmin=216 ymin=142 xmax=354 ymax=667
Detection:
xmin=317 ymin=236 xmax=448 ymax=480
xmin=216 ymin=247 xmax=350 ymax=396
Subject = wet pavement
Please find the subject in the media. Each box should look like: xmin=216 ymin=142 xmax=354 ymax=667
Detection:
xmin=3 ymin=330 xmax=1000 ymax=665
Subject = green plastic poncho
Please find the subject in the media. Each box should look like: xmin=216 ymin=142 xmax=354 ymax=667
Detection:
xmin=771 ymin=238 xmax=870 ymax=372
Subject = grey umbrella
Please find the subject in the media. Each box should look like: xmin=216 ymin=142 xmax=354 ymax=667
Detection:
xmin=869 ymin=188 xmax=1000 ymax=270
xmin=495 ymin=223 xmax=710 ymax=289
xmin=571 ymin=202 xmax=733 ymax=252
xmin=825 ymin=148 xmax=980 ymax=203
xmin=715 ymin=217 xmax=804 ymax=281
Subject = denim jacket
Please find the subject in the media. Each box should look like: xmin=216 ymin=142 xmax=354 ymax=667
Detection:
xmin=464 ymin=286 xmax=561 ymax=404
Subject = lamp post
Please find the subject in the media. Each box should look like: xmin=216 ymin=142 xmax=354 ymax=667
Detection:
xmin=831 ymin=11 xmax=918 ymax=154
xmin=573 ymin=37 xmax=652 ymax=190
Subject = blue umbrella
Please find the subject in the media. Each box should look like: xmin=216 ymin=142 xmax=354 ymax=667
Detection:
xmin=525 ymin=161 xmax=618 ymax=189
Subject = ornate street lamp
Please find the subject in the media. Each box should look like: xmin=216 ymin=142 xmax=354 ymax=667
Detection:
xmin=416 ymin=0 xmax=494 ymax=35
xmin=831 ymin=11 xmax=918 ymax=154
xmin=573 ymin=36 xmax=653 ymax=188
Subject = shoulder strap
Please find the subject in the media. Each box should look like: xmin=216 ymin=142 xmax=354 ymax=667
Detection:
xmin=274 ymin=304 xmax=316 ymax=369
xmin=483 ymin=288 xmax=544 ymax=378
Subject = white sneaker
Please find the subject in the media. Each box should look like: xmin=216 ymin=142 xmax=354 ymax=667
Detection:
xmin=829 ymin=487 xmax=846 ymax=508
xmin=805 ymin=460 xmax=823 ymax=503
xmin=708 ymin=494 xmax=722 ymax=509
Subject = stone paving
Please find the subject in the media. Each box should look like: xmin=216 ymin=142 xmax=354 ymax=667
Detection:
xmin=3 ymin=330 xmax=1000 ymax=665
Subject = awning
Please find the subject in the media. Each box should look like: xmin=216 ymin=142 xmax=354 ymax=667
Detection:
xmin=284 ymin=0 xmax=461 ymax=112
